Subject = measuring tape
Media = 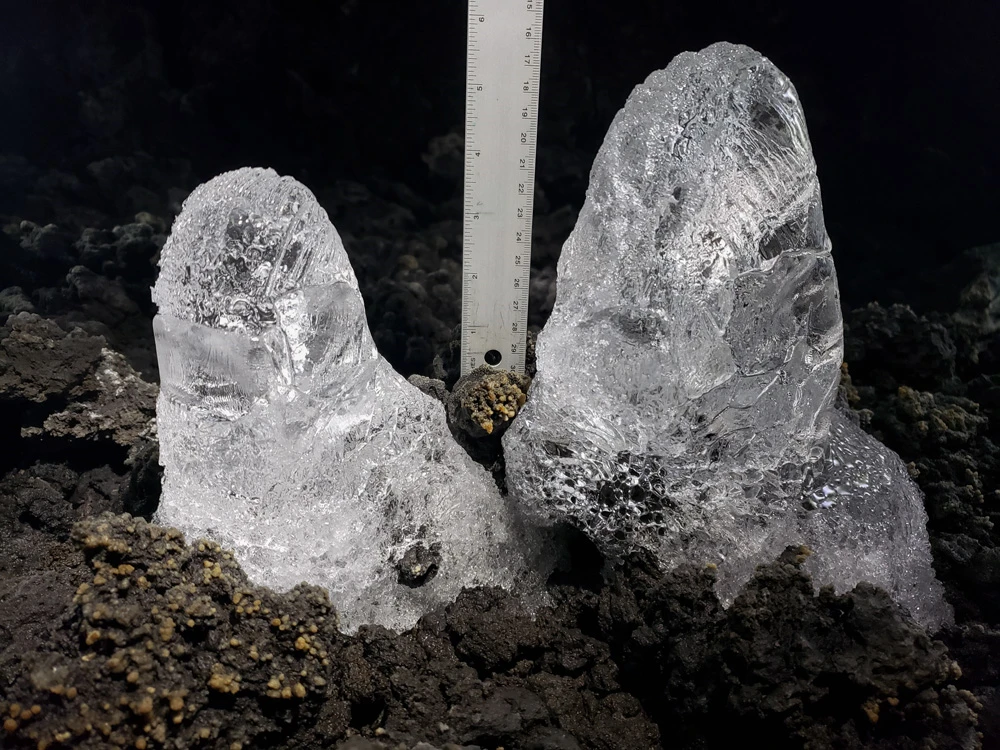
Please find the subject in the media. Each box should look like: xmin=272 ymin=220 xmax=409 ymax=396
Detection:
xmin=461 ymin=0 xmax=544 ymax=376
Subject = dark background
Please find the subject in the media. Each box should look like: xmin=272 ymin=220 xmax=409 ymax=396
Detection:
xmin=1 ymin=0 xmax=998 ymax=313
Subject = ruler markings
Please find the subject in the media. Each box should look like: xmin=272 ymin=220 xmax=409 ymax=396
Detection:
xmin=461 ymin=0 xmax=544 ymax=376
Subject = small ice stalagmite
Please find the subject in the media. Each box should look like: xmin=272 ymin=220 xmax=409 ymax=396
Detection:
xmin=152 ymin=167 xmax=543 ymax=633
xmin=503 ymin=42 xmax=951 ymax=629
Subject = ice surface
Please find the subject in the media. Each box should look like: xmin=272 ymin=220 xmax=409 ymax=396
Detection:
xmin=152 ymin=167 xmax=544 ymax=633
xmin=503 ymin=42 xmax=951 ymax=629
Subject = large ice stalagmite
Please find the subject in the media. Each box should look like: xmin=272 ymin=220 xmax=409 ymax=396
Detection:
xmin=152 ymin=167 xmax=543 ymax=633
xmin=503 ymin=42 xmax=951 ymax=629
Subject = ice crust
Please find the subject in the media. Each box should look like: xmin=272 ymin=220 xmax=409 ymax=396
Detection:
xmin=152 ymin=168 xmax=542 ymax=633
xmin=503 ymin=42 xmax=951 ymax=629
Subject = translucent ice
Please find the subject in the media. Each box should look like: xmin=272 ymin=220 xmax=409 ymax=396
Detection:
xmin=503 ymin=42 xmax=951 ymax=629
xmin=152 ymin=167 xmax=542 ymax=633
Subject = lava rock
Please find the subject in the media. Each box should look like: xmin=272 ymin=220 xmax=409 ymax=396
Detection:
xmin=0 ymin=286 xmax=35 ymax=318
xmin=396 ymin=543 xmax=441 ymax=588
xmin=0 ymin=313 xmax=157 ymax=471
xmin=448 ymin=365 xmax=531 ymax=440
xmin=591 ymin=546 xmax=980 ymax=749
xmin=845 ymin=302 xmax=959 ymax=392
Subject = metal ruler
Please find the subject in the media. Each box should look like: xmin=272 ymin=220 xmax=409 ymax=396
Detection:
xmin=461 ymin=0 xmax=544 ymax=376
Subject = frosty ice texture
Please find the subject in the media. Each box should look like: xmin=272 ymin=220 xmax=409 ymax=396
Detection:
xmin=503 ymin=42 xmax=951 ymax=629
xmin=152 ymin=167 xmax=541 ymax=633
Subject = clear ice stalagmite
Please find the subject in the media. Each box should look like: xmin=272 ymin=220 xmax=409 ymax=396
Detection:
xmin=152 ymin=168 xmax=543 ymax=633
xmin=502 ymin=42 xmax=951 ymax=629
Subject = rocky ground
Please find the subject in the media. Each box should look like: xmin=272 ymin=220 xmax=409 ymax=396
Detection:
xmin=0 ymin=140 xmax=999 ymax=750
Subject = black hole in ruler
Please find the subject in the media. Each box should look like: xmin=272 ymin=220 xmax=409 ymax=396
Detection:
xmin=484 ymin=349 xmax=502 ymax=366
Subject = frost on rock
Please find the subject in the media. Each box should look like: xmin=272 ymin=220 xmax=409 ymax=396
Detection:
xmin=503 ymin=42 xmax=951 ymax=629
xmin=152 ymin=167 xmax=543 ymax=633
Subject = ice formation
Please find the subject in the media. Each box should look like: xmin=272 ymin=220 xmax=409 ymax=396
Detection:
xmin=152 ymin=167 xmax=543 ymax=633
xmin=503 ymin=42 xmax=951 ymax=629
